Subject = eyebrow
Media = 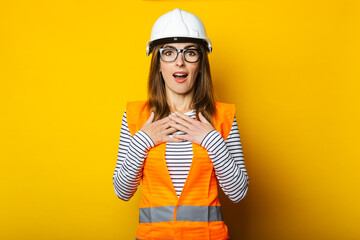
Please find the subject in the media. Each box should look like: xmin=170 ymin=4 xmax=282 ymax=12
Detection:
xmin=163 ymin=44 xmax=197 ymax=49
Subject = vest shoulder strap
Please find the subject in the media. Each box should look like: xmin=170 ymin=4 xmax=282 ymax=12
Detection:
xmin=213 ymin=102 xmax=236 ymax=141
xmin=126 ymin=101 xmax=149 ymax=136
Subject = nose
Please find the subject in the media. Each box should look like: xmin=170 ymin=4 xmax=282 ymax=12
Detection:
xmin=175 ymin=51 xmax=185 ymax=66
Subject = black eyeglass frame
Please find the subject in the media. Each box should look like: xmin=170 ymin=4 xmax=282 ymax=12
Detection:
xmin=159 ymin=47 xmax=202 ymax=63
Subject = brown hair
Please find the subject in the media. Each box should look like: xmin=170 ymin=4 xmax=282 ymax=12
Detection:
xmin=147 ymin=43 xmax=216 ymax=124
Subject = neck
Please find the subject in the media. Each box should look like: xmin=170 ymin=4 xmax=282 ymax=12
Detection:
xmin=166 ymin=90 xmax=194 ymax=113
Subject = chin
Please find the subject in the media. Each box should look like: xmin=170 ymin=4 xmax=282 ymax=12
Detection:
xmin=176 ymin=88 xmax=194 ymax=95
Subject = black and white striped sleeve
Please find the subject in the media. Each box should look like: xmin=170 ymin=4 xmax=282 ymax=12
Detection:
xmin=112 ymin=110 xmax=154 ymax=201
xmin=201 ymin=116 xmax=249 ymax=203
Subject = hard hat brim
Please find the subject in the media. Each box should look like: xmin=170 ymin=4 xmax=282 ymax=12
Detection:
xmin=147 ymin=37 xmax=212 ymax=56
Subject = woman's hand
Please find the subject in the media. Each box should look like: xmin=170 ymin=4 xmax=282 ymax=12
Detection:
xmin=169 ymin=112 xmax=215 ymax=145
xmin=140 ymin=112 xmax=180 ymax=146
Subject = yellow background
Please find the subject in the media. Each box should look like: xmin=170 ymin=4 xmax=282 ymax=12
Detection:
xmin=1 ymin=0 xmax=359 ymax=239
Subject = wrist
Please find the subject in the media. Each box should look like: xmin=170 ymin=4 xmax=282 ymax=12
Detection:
xmin=200 ymin=130 xmax=219 ymax=148
xmin=136 ymin=130 xmax=155 ymax=149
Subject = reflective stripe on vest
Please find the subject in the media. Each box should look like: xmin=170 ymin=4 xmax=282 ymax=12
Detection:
xmin=139 ymin=205 xmax=175 ymax=223
xmin=176 ymin=205 xmax=223 ymax=222
xmin=139 ymin=205 xmax=223 ymax=223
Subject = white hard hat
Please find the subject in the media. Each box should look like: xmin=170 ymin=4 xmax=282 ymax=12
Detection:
xmin=146 ymin=8 xmax=212 ymax=56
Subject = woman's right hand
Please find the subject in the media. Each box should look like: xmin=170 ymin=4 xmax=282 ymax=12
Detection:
xmin=140 ymin=112 xmax=180 ymax=146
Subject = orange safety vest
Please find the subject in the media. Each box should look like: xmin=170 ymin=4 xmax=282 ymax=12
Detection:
xmin=126 ymin=101 xmax=235 ymax=240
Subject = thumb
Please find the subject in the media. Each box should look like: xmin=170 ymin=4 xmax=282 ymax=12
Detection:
xmin=144 ymin=112 xmax=154 ymax=125
xmin=199 ymin=112 xmax=209 ymax=123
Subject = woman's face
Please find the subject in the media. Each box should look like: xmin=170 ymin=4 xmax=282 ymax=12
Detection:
xmin=159 ymin=42 xmax=200 ymax=97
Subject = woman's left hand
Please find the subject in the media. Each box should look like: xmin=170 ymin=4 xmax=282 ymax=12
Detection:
xmin=169 ymin=112 xmax=215 ymax=145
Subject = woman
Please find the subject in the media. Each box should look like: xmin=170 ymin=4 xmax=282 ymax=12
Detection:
xmin=113 ymin=8 xmax=249 ymax=240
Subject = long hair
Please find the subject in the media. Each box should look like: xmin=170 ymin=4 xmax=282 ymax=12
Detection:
xmin=147 ymin=43 xmax=216 ymax=124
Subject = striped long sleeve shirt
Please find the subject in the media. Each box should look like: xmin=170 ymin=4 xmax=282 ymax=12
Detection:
xmin=113 ymin=110 xmax=249 ymax=203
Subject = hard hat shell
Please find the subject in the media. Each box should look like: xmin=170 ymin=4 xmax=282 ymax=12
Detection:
xmin=146 ymin=8 xmax=212 ymax=56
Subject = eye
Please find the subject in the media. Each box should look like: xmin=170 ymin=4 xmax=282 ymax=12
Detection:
xmin=185 ymin=50 xmax=197 ymax=56
xmin=163 ymin=49 xmax=175 ymax=56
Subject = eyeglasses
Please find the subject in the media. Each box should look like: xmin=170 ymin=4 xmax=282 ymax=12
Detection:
xmin=159 ymin=47 xmax=201 ymax=63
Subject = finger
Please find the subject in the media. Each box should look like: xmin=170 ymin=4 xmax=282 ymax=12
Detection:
xmin=151 ymin=117 xmax=170 ymax=128
xmin=174 ymin=111 xmax=198 ymax=124
xmin=160 ymin=122 xmax=171 ymax=129
xmin=169 ymin=121 xmax=191 ymax=134
xmin=144 ymin=112 xmax=154 ymax=125
xmin=169 ymin=114 xmax=192 ymax=129
xmin=164 ymin=127 xmax=178 ymax=135
xmin=172 ymin=134 xmax=190 ymax=142
xmin=156 ymin=116 xmax=170 ymax=125
xmin=199 ymin=112 xmax=210 ymax=123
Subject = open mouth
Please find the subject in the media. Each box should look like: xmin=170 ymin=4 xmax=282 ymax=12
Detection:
xmin=173 ymin=73 xmax=188 ymax=79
